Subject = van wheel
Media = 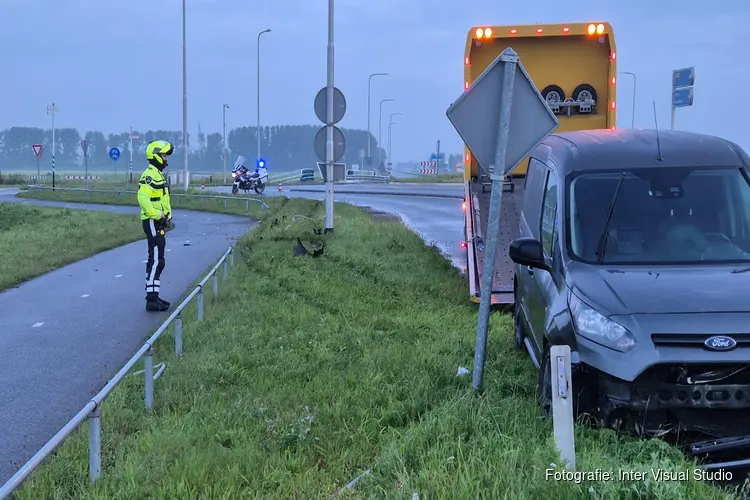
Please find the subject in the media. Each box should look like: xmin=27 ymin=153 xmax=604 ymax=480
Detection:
xmin=513 ymin=303 xmax=526 ymax=351
xmin=572 ymin=84 xmax=597 ymax=104
xmin=537 ymin=346 xmax=553 ymax=417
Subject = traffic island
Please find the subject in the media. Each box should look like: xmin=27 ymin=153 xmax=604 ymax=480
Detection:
xmin=7 ymin=198 xmax=735 ymax=500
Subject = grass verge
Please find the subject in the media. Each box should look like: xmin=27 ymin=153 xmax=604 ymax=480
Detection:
xmin=11 ymin=198 xmax=740 ymax=499
xmin=0 ymin=203 xmax=143 ymax=291
xmin=392 ymin=173 xmax=463 ymax=183
xmin=15 ymin=187 xmax=283 ymax=220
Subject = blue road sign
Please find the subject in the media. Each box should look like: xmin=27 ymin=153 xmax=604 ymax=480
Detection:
xmin=429 ymin=153 xmax=444 ymax=161
xmin=672 ymin=87 xmax=694 ymax=108
xmin=672 ymin=67 xmax=694 ymax=89
xmin=109 ymin=147 xmax=121 ymax=160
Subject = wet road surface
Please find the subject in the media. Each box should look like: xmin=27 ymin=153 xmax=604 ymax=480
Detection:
xmin=0 ymin=190 xmax=254 ymax=483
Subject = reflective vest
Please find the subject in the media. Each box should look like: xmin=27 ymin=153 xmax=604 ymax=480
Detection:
xmin=137 ymin=166 xmax=172 ymax=221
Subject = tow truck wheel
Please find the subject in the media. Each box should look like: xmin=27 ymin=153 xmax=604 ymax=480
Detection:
xmin=541 ymin=85 xmax=565 ymax=107
xmin=572 ymin=84 xmax=597 ymax=105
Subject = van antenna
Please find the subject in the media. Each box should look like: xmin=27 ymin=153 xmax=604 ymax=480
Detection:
xmin=652 ymin=101 xmax=664 ymax=161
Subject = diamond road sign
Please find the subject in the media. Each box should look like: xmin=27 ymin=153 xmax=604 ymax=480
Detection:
xmin=446 ymin=48 xmax=559 ymax=175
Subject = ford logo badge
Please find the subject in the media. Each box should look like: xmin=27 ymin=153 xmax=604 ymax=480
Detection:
xmin=704 ymin=335 xmax=738 ymax=351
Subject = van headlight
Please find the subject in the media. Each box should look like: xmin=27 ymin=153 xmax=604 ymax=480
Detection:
xmin=569 ymin=293 xmax=636 ymax=352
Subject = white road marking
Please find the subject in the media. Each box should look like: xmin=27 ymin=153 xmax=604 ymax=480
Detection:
xmin=81 ymin=294 xmax=90 ymax=298
xmin=32 ymin=322 xmax=43 ymax=327
xmin=115 ymin=274 xmax=123 ymax=278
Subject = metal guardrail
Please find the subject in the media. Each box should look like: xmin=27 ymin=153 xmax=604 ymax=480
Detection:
xmin=345 ymin=171 xmax=390 ymax=183
xmin=0 ymin=246 xmax=240 ymax=499
xmin=24 ymin=185 xmax=270 ymax=210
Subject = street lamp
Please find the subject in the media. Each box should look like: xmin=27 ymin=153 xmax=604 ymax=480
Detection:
xmin=367 ymin=72 xmax=388 ymax=168
xmin=46 ymin=103 xmax=58 ymax=189
xmin=378 ymin=98 xmax=394 ymax=172
xmin=257 ymin=28 xmax=271 ymax=161
xmin=619 ymin=71 xmax=637 ymax=128
xmin=388 ymin=112 xmax=401 ymax=167
xmin=222 ymin=104 xmax=229 ymax=184
xmin=182 ymin=0 xmax=189 ymax=191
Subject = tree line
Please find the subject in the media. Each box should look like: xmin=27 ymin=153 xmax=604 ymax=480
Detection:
xmin=0 ymin=125 xmax=388 ymax=173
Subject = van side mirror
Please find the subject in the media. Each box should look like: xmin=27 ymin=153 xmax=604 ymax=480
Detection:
xmin=509 ymin=237 xmax=551 ymax=273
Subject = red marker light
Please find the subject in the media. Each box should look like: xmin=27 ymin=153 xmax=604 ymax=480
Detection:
xmin=462 ymin=201 xmax=467 ymax=210
xmin=464 ymin=57 xmax=470 ymax=65
xmin=610 ymin=102 xmax=616 ymax=110
xmin=610 ymin=126 xmax=616 ymax=130
xmin=464 ymin=81 xmax=469 ymax=90
xmin=465 ymin=153 xmax=471 ymax=162
xmin=610 ymin=52 xmax=616 ymax=60
xmin=536 ymin=28 xmax=544 ymax=34
xmin=563 ymin=27 xmax=570 ymax=33
xmin=460 ymin=241 xmax=468 ymax=249
xmin=510 ymin=29 xmax=517 ymax=35
xmin=611 ymin=76 xmax=616 ymax=85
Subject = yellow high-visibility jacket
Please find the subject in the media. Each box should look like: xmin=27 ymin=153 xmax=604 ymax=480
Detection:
xmin=137 ymin=165 xmax=172 ymax=221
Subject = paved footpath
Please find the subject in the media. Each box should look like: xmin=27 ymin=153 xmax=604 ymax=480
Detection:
xmin=0 ymin=191 xmax=254 ymax=483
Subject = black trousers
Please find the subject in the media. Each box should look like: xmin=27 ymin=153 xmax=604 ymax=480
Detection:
xmin=142 ymin=219 xmax=166 ymax=298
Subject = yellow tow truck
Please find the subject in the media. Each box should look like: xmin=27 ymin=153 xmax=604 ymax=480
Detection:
xmin=461 ymin=22 xmax=618 ymax=305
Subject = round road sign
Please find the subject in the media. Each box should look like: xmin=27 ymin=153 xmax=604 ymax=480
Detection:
xmin=314 ymin=125 xmax=345 ymax=163
xmin=109 ymin=147 xmax=121 ymax=160
xmin=314 ymin=86 xmax=346 ymax=125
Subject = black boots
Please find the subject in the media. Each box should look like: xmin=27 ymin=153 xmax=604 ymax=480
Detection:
xmin=146 ymin=292 xmax=170 ymax=312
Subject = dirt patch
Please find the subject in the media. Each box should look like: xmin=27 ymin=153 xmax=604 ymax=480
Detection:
xmin=359 ymin=206 xmax=402 ymax=224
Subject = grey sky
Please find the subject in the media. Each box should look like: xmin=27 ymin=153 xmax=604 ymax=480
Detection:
xmin=2 ymin=0 xmax=748 ymax=161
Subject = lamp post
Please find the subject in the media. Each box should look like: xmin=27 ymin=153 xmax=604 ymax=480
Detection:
xmin=378 ymin=98 xmax=394 ymax=172
xmin=388 ymin=112 xmax=401 ymax=167
xmin=619 ymin=71 xmax=637 ymax=128
xmin=222 ymin=104 xmax=229 ymax=184
xmin=46 ymin=103 xmax=58 ymax=189
xmin=181 ymin=0 xmax=189 ymax=191
xmin=257 ymin=28 xmax=271 ymax=161
xmin=367 ymin=72 xmax=388 ymax=169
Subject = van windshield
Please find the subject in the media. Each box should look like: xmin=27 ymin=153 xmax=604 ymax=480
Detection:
xmin=568 ymin=167 xmax=750 ymax=264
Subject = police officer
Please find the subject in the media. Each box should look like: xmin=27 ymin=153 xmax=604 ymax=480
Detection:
xmin=138 ymin=140 xmax=174 ymax=312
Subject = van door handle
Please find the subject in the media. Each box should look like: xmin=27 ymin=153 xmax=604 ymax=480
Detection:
xmin=526 ymin=266 xmax=534 ymax=275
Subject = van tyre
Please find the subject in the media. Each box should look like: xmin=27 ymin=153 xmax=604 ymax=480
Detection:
xmin=537 ymin=346 xmax=553 ymax=417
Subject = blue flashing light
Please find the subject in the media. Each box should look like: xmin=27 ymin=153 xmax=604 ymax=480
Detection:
xmin=257 ymin=158 xmax=266 ymax=168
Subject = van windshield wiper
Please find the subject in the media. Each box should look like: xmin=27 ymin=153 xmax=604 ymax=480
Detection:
xmin=595 ymin=172 xmax=626 ymax=265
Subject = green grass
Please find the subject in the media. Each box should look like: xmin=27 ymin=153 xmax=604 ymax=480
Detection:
xmin=392 ymin=173 xmax=464 ymax=183
xmin=15 ymin=187 xmax=283 ymax=221
xmin=0 ymin=203 xmax=144 ymax=291
xmin=9 ymin=198 xmax=739 ymax=499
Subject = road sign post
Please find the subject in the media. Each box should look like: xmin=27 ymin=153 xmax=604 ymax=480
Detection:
xmin=671 ymin=67 xmax=694 ymax=130
xmin=32 ymin=144 xmax=44 ymax=183
xmin=109 ymin=148 xmax=121 ymax=184
xmin=446 ymin=47 xmax=559 ymax=392
xmin=314 ymin=77 xmax=346 ymax=230
xmin=81 ymin=140 xmax=89 ymax=190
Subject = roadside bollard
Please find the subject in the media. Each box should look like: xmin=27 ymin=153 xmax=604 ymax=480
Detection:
xmin=223 ymin=261 xmax=228 ymax=281
xmin=197 ymin=286 xmax=204 ymax=321
xmin=88 ymin=405 xmax=102 ymax=483
xmin=174 ymin=312 xmax=183 ymax=358
xmin=212 ymin=273 xmax=218 ymax=298
xmin=551 ymin=345 xmax=576 ymax=470
xmin=245 ymin=199 xmax=249 ymax=211
xmin=144 ymin=346 xmax=154 ymax=409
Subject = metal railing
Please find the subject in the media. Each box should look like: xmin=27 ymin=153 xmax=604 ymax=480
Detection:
xmin=0 ymin=246 xmax=240 ymax=499
xmin=24 ymin=185 xmax=269 ymax=210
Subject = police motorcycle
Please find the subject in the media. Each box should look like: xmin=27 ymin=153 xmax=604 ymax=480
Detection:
xmin=231 ymin=156 xmax=268 ymax=195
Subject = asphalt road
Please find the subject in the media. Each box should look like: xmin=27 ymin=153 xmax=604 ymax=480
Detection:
xmin=209 ymin=182 xmax=468 ymax=271
xmin=0 ymin=189 xmax=254 ymax=483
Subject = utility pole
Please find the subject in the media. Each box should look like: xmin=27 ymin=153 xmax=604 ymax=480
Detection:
xmin=367 ymin=72 xmax=388 ymax=169
xmin=435 ymin=139 xmax=441 ymax=177
xmin=46 ymin=103 xmax=59 ymax=189
xmin=223 ymin=104 xmax=229 ymax=184
xmin=257 ymin=29 xmax=271 ymax=161
xmin=378 ymin=98 xmax=394 ymax=173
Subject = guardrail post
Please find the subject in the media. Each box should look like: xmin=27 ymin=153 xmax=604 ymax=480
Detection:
xmin=229 ymin=250 xmax=234 ymax=266
xmin=224 ymin=198 xmax=227 ymax=209
xmin=89 ymin=405 xmax=102 ymax=483
xmin=212 ymin=273 xmax=218 ymax=298
xmin=246 ymin=199 xmax=249 ymax=211
xmin=551 ymin=345 xmax=576 ymax=470
xmin=144 ymin=346 xmax=154 ymax=409
xmin=197 ymin=286 xmax=204 ymax=321
xmin=234 ymin=246 xmax=241 ymax=263
xmin=174 ymin=312 xmax=183 ymax=358
xmin=223 ymin=260 xmax=228 ymax=280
